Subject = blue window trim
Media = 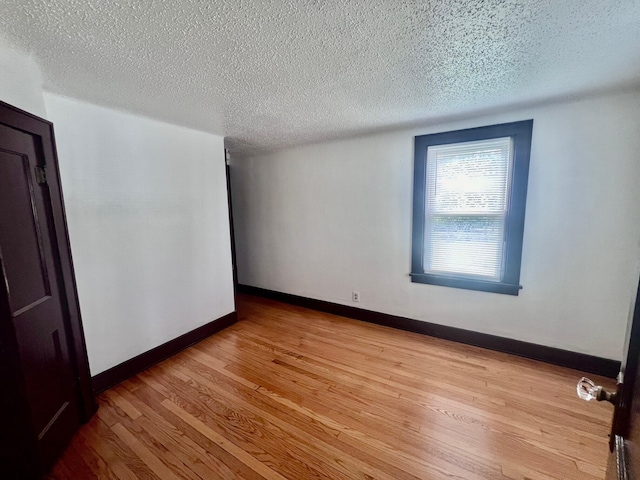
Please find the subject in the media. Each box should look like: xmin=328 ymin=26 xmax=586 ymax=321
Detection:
xmin=411 ymin=120 xmax=533 ymax=295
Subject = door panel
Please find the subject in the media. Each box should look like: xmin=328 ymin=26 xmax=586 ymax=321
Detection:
xmin=0 ymin=150 xmax=51 ymax=311
xmin=0 ymin=123 xmax=79 ymax=471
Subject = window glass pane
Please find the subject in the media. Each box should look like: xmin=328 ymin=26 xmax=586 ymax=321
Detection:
xmin=423 ymin=136 xmax=512 ymax=281
xmin=425 ymin=215 xmax=505 ymax=279
xmin=426 ymin=137 xmax=512 ymax=214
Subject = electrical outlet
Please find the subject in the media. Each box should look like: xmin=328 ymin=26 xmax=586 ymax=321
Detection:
xmin=352 ymin=291 xmax=360 ymax=302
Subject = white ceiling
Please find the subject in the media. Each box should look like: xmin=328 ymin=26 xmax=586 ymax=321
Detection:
xmin=1 ymin=1 xmax=639 ymax=155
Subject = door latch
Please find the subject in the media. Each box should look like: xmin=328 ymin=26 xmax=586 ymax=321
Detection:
xmin=35 ymin=165 xmax=47 ymax=185
xmin=577 ymin=377 xmax=618 ymax=405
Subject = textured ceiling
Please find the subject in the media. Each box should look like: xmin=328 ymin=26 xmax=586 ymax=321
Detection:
xmin=1 ymin=1 xmax=639 ymax=154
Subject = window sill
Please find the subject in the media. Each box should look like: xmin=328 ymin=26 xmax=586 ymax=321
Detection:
xmin=410 ymin=273 xmax=522 ymax=295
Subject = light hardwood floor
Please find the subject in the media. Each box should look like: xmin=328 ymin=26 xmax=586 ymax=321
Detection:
xmin=48 ymin=294 xmax=615 ymax=479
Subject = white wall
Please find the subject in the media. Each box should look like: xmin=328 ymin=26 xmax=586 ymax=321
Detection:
xmin=44 ymin=93 xmax=235 ymax=375
xmin=232 ymin=90 xmax=640 ymax=361
xmin=0 ymin=41 xmax=46 ymax=117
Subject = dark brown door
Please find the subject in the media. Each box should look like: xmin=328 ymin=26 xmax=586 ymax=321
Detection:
xmin=225 ymin=151 xmax=238 ymax=291
xmin=0 ymin=122 xmax=80 ymax=473
xmin=592 ymin=271 xmax=640 ymax=480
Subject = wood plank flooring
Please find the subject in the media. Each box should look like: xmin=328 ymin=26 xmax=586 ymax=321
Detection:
xmin=48 ymin=294 xmax=615 ymax=479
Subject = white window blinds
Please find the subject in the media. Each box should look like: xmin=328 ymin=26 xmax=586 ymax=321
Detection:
xmin=424 ymin=137 xmax=513 ymax=280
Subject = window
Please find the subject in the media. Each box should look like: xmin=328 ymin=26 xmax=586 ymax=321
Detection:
xmin=411 ymin=120 xmax=533 ymax=295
